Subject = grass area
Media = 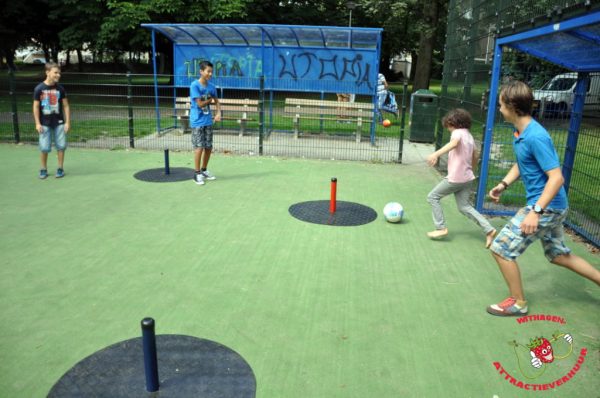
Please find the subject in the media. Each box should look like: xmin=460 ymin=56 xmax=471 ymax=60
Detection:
xmin=1 ymin=144 xmax=599 ymax=398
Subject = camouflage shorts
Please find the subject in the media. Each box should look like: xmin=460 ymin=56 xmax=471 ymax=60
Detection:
xmin=191 ymin=125 xmax=213 ymax=149
xmin=490 ymin=207 xmax=571 ymax=261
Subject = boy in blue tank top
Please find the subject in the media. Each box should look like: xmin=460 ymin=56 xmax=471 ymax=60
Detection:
xmin=486 ymin=80 xmax=600 ymax=316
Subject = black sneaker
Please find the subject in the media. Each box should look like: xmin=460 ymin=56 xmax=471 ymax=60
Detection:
xmin=39 ymin=169 xmax=48 ymax=179
xmin=56 ymin=168 xmax=65 ymax=178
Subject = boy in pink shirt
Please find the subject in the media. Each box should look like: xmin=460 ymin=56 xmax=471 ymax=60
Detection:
xmin=426 ymin=109 xmax=496 ymax=247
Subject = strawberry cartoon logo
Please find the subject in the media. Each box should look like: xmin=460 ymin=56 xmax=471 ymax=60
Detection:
xmin=528 ymin=337 xmax=555 ymax=367
xmin=510 ymin=332 xmax=573 ymax=378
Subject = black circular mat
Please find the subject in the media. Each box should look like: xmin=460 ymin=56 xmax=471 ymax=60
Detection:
xmin=134 ymin=168 xmax=195 ymax=183
xmin=289 ymin=200 xmax=377 ymax=226
xmin=48 ymin=335 xmax=256 ymax=398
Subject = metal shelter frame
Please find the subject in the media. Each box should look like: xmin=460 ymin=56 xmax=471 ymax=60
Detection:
xmin=476 ymin=10 xmax=600 ymax=244
xmin=141 ymin=24 xmax=383 ymax=143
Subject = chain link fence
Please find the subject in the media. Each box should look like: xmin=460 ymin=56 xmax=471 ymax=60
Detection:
xmin=1 ymin=71 xmax=409 ymax=163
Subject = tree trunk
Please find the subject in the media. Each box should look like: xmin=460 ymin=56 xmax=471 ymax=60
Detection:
xmin=2 ymin=48 xmax=17 ymax=71
xmin=76 ymin=49 xmax=83 ymax=72
xmin=412 ymin=0 xmax=439 ymax=91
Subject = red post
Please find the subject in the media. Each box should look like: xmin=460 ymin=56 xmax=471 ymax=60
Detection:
xmin=330 ymin=177 xmax=337 ymax=213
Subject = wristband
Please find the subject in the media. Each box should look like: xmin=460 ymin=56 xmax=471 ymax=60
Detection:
xmin=500 ymin=181 xmax=509 ymax=190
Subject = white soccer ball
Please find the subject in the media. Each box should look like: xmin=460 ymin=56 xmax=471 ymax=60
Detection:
xmin=383 ymin=202 xmax=404 ymax=223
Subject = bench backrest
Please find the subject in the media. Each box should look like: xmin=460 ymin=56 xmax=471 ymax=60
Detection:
xmin=284 ymin=98 xmax=374 ymax=118
xmin=175 ymin=97 xmax=258 ymax=113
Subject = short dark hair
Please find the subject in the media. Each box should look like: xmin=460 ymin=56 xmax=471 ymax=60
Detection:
xmin=45 ymin=62 xmax=60 ymax=72
xmin=199 ymin=61 xmax=213 ymax=71
xmin=500 ymin=80 xmax=533 ymax=116
xmin=442 ymin=108 xmax=472 ymax=129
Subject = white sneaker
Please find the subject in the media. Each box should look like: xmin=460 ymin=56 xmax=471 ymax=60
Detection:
xmin=194 ymin=173 xmax=205 ymax=185
xmin=202 ymin=170 xmax=216 ymax=180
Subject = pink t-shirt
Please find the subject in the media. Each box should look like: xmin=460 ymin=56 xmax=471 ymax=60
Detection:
xmin=447 ymin=128 xmax=475 ymax=183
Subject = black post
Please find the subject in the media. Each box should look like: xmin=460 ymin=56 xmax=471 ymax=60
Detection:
xmin=141 ymin=318 xmax=159 ymax=392
xmin=127 ymin=72 xmax=135 ymax=148
xmin=398 ymin=81 xmax=408 ymax=163
xmin=258 ymin=75 xmax=265 ymax=156
xmin=164 ymin=149 xmax=170 ymax=175
xmin=8 ymin=70 xmax=20 ymax=143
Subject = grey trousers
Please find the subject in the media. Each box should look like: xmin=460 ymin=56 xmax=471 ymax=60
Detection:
xmin=427 ymin=178 xmax=495 ymax=234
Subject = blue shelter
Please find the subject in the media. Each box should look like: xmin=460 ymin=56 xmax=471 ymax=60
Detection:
xmin=141 ymin=24 xmax=383 ymax=141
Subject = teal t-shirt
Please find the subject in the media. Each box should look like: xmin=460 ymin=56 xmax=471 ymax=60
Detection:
xmin=513 ymin=119 xmax=568 ymax=209
xmin=190 ymin=80 xmax=217 ymax=128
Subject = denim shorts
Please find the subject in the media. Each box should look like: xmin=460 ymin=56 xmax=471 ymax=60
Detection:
xmin=490 ymin=207 xmax=571 ymax=261
xmin=39 ymin=124 xmax=67 ymax=153
xmin=191 ymin=126 xmax=213 ymax=149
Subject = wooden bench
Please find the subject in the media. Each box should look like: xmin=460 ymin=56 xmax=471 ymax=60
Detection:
xmin=284 ymin=98 xmax=375 ymax=142
xmin=173 ymin=97 xmax=259 ymax=136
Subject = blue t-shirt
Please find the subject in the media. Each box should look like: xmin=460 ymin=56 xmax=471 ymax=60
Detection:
xmin=190 ymin=80 xmax=218 ymax=128
xmin=513 ymin=119 xmax=568 ymax=209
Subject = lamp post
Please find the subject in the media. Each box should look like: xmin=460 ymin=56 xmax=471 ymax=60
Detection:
xmin=346 ymin=1 xmax=356 ymax=27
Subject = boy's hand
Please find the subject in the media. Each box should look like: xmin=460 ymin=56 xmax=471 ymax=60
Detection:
xmin=64 ymin=122 xmax=70 ymax=133
xmin=36 ymin=124 xmax=43 ymax=134
xmin=213 ymin=114 xmax=221 ymax=122
xmin=426 ymin=153 xmax=438 ymax=167
xmin=520 ymin=211 xmax=540 ymax=235
xmin=489 ymin=183 xmax=505 ymax=203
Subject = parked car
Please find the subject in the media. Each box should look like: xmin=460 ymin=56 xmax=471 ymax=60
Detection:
xmin=533 ymin=72 xmax=600 ymax=118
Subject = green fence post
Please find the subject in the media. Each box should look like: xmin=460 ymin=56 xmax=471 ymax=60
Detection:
xmin=127 ymin=72 xmax=135 ymax=148
xmin=259 ymin=76 xmax=264 ymax=156
xmin=8 ymin=70 xmax=20 ymax=143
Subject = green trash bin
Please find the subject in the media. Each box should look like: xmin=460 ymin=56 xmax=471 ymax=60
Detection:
xmin=408 ymin=89 xmax=438 ymax=143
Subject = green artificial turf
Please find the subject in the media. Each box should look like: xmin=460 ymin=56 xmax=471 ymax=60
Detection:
xmin=0 ymin=144 xmax=598 ymax=397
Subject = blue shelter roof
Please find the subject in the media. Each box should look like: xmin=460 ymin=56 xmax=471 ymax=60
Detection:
xmin=498 ymin=10 xmax=600 ymax=72
xmin=141 ymin=23 xmax=382 ymax=50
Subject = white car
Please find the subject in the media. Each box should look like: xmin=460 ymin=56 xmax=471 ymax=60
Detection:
xmin=533 ymin=73 xmax=600 ymax=118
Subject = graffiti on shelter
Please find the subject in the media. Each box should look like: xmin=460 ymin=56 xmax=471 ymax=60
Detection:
xmin=278 ymin=52 xmax=372 ymax=89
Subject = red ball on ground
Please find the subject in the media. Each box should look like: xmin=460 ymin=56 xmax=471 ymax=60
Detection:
xmin=383 ymin=119 xmax=391 ymax=127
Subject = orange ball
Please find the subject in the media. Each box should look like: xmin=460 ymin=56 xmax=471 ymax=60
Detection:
xmin=382 ymin=119 xmax=391 ymax=128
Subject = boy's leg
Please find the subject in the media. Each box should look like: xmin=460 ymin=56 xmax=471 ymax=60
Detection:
xmin=40 ymin=152 xmax=48 ymax=170
xmin=201 ymin=148 xmax=212 ymax=169
xmin=55 ymin=124 xmax=67 ymax=171
xmin=541 ymin=211 xmax=600 ymax=285
xmin=194 ymin=148 xmax=202 ymax=171
xmin=551 ymin=254 xmax=600 ymax=285
xmin=487 ymin=208 xmax=538 ymax=315
xmin=200 ymin=126 xmax=214 ymax=178
xmin=491 ymin=252 xmax=525 ymax=300
xmin=39 ymin=126 xmax=50 ymax=177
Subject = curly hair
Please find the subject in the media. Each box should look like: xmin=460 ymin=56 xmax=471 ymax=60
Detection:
xmin=442 ymin=108 xmax=472 ymax=130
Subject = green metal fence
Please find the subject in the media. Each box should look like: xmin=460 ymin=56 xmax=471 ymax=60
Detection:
xmin=440 ymin=0 xmax=600 ymax=247
xmin=0 ymin=71 xmax=410 ymax=163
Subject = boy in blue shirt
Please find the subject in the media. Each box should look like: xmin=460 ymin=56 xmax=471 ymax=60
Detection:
xmin=487 ymin=80 xmax=600 ymax=316
xmin=190 ymin=61 xmax=221 ymax=185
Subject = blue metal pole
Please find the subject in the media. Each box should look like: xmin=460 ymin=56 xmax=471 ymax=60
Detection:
xmin=141 ymin=318 xmax=159 ymax=392
xmin=562 ymin=73 xmax=588 ymax=194
xmin=370 ymin=30 xmax=382 ymax=145
xmin=476 ymin=43 xmax=503 ymax=212
xmin=151 ymin=30 xmax=161 ymax=134
xmin=164 ymin=149 xmax=170 ymax=175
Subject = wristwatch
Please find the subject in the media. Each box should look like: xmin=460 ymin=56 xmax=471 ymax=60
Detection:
xmin=533 ymin=204 xmax=544 ymax=215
